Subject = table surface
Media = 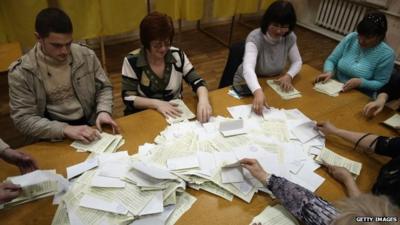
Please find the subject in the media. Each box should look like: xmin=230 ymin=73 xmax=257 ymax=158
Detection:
xmin=0 ymin=64 xmax=397 ymax=225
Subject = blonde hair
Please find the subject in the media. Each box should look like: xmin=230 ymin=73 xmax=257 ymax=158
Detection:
xmin=331 ymin=193 xmax=399 ymax=225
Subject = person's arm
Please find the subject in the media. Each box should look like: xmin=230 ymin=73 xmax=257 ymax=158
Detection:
xmin=286 ymin=43 xmax=302 ymax=78
xmin=196 ymin=86 xmax=212 ymax=123
xmin=358 ymin=52 xmax=395 ymax=91
xmin=363 ymin=92 xmax=388 ymax=117
xmin=243 ymin=42 xmax=269 ymax=114
xmin=324 ymin=165 xmax=361 ymax=198
xmin=0 ymin=138 xmax=38 ymax=174
xmin=243 ymin=42 xmax=261 ymax=93
xmin=8 ymin=67 xmax=68 ymax=140
xmin=241 ymin=158 xmax=337 ymax=225
xmin=180 ymin=50 xmax=212 ymax=122
xmin=276 ymin=43 xmax=302 ymax=92
xmin=317 ymin=121 xmax=378 ymax=153
xmin=92 ymin=51 xmax=113 ymax=116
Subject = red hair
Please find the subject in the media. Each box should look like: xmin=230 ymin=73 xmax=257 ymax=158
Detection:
xmin=140 ymin=11 xmax=174 ymax=49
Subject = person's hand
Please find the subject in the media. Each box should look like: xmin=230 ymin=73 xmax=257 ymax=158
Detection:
xmin=63 ymin=125 xmax=101 ymax=144
xmin=314 ymin=72 xmax=333 ymax=84
xmin=317 ymin=121 xmax=339 ymax=136
xmin=324 ymin=164 xmax=353 ymax=185
xmin=363 ymin=99 xmax=385 ymax=118
xmin=240 ymin=158 xmax=268 ymax=184
xmin=0 ymin=183 xmax=21 ymax=204
xmin=275 ymin=74 xmax=293 ymax=92
xmin=96 ymin=112 xmax=120 ymax=134
xmin=342 ymin=78 xmax=362 ymax=92
xmin=197 ymin=100 xmax=212 ymax=123
xmin=155 ymin=100 xmax=182 ymax=119
xmin=252 ymin=89 xmax=269 ymax=115
xmin=0 ymin=148 xmax=38 ymax=174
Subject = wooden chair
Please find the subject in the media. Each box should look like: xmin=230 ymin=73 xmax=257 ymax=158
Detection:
xmin=0 ymin=42 xmax=22 ymax=73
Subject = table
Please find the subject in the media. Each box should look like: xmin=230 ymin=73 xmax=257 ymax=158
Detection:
xmin=0 ymin=64 xmax=396 ymax=225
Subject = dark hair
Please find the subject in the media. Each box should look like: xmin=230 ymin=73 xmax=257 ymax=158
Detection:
xmin=35 ymin=8 xmax=73 ymax=38
xmin=260 ymin=0 xmax=297 ymax=35
xmin=357 ymin=11 xmax=387 ymax=42
xmin=140 ymin=12 xmax=174 ymax=50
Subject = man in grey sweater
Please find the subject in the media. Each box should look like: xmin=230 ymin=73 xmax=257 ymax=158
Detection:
xmin=8 ymin=8 xmax=119 ymax=144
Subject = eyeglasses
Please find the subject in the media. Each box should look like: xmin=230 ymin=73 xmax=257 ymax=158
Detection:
xmin=150 ymin=40 xmax=171 ymax=49
xmin=270 ymin=23 xmax=290 ymax=32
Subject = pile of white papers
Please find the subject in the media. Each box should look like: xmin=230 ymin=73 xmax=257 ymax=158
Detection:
xmin=166 ymin=99 xmax=196 ymax=124
xmin=314 ymin=79 xmax=344 ymax=97
xmin=267 ymin=80 xmax=302 ymax=100
xmin=53 ymin=151 xmax=195 ymax=225
xmin=70 ymin=132 xmax=124 ymax=153
xmin=2 ymin=170 xmax=69 ymax=208
xmin=53 ymin=104 xmax=365 ymax=225
xmin=137 ymin=107 xmax=329 ymax=204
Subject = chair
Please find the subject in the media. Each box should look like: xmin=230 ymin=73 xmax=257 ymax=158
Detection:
xmin=0 ymin=42 xmax=22 ymax=73
xmin=218 ymin=41 xmax=245 ymax=88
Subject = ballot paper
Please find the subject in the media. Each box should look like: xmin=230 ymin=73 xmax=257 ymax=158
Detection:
xmin=138 ymin=191 xmax=164 ymax=216
xmin=382 ymin=113 xmax=400 ymax=129
xmin=131 ymin=161 xmax=177 ymax=180
xmin=313 ymin=79 xmax=343 ymax=97
xmin=79 ymin=195 xmax=128 ymax=215
xmin=291 ymin=121 xmax=320 ymax=143
xmin=167 ymin=155 xmax=199 ymax=171
xmin=166 ymin=99 xmax=196 ymax=124
xmin=315 ymin=147 xmax=362 ymax=176
xmin=165 ymin=192 xmax=197 ymax=225
xmin=67 ymin=158 xmax=98 ymax=180
xmin=266 ymin=80 xmax=302 ymax=100
xmin=219 ymin=119 xmax=247 ymax=137
xmin=221 ymin=162 xmax=245 ymax=184
xmin=90 ymin=175 xmax=126 ymax=188
xmin=70 ymin=132 xmax=124 ymax=153
xmin=250 ymin=204 xmax=299 ymax=225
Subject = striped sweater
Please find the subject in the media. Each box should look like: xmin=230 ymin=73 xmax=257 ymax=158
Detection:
xmin=324 ymin=32 xmax=395 ymax=91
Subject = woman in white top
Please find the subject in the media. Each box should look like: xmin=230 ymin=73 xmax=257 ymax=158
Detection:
xmin=233 ymin=0 xmax=302 ymax=114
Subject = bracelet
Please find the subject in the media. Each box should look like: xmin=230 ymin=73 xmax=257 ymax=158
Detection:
xmin=354 ymin=133 xmax=371 ymax=151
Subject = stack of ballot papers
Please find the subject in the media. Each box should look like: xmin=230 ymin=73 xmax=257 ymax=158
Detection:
xmin=54 ymin=105 xmax=365 ymax=225
xmin=53 ymin=151 xmax=196 ymax=225
xmin=267 ymin=80 xmax=302 ymax=100
xmin=315 ymin=147 xmax=362 ymax=177
xmin=2 ymin=170 xmax=68 ymax=209
xmin=382 ymin=113 xmax=400 ymax=129
xmin=250 ymin=204 xmax=299 ymax=225
xmin=70 ymin=132 xmax=124 ymax=153
xmin=166 ymin=99 xmax=195 ymax=124
xmin=313 ymin=79 xmax=344 ymax=97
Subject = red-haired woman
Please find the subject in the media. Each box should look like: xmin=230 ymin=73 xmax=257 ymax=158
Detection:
xmin=121 ymin=12 xmax=212 ymax=123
